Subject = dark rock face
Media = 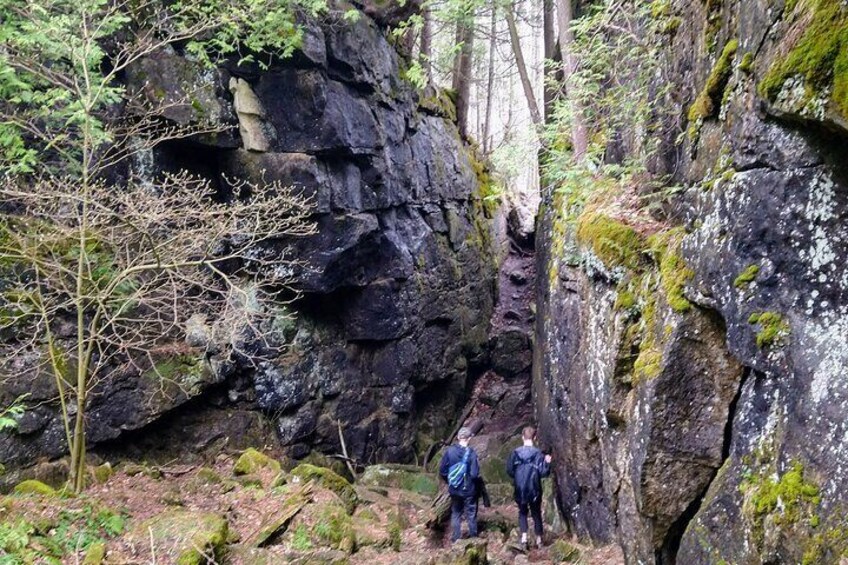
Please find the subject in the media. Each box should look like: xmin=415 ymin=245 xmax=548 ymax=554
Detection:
xmin=0 ymin=8 xmax=496 ymax=473
xmin=535 ymin=0 xmax=848 ymax=562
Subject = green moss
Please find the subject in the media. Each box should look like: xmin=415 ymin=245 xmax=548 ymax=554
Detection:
xmin=576 ymin=212 xmax=646 ymax=270
xmin=13 ymin=480 xmax=56 ymax=496
xmin=689 ymin=39 xmax=739 ymax=121
xmin=742 ymin=460 xmax=820 ymax=550
xmin=91 ymin=463 xmax=113 ymax=484
xmin=550 ymin=539 xmax=581 ymax=562
xmin=748 ymin=311 xmax=790 ymax=347
xmin=82 ymin=541 xmax=106 ymax=564
xmin=419 ymin=88 xmax=457 ymax=122
xmin=734 ymin=264 xmax=760 ymax=287
xmin=759 ymin=0 xmax=848 ymax=119
xmin=648 ymin=228 xmax=695 ymax=313
xmin=615 ymin=289 xmax=637 ymax=310
xmin=290 ymin=464 xmax=358 ymax=514
xmin=704 ymin=0 xmax=724 ymax=50
xmin=313 ymin=504 xmax=356 ymax=553
xmin=234 ymin=448 xmax=282 ymax=476
xmin=739 ymin=52 xmax=755 ymax=73
xmin=196 ymin=467 xmax=222 ymax=484
xmin=144 ymin=354 xmax=207 ymax=393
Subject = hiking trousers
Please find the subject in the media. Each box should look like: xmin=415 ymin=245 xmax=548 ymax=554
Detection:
xmin=450 ymin=494 xmax=478 ymax=542
xmin=518 ymin=498 xmax=543 ymax=536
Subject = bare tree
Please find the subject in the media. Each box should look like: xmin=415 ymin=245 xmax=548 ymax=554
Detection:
xmin=452 ymin=20 xmax=475 ymax=138
xmin=482 ymin=4 xmax=497 ymax=154
xmin=505 ymin=0 xmax=542 ymax=126
xmin=0 ymin=0 xmax=317 ymax=491
xmin=556 ymin=0 xmax=588 ymax=162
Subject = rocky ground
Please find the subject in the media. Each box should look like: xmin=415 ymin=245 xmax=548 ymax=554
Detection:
xmin=0 ymin=446 xmax=623 ymax=564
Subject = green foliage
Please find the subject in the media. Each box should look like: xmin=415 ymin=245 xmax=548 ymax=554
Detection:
xmin=758 ymin=0 xmax=848 ymax=119
xmin=748 ymin=311 xmax=791 ymax=348
xmin=542 ymin=0 xmax=676 ymax=176
xmin=0 ymin=0 xmax=325 ymax=173
xmin=0 ymin=504 xmax=125 ymax=563
xmin=734 ymin=264 xmax=760 ymax=288
xmin=290 ymin=524 xmax=313 ymax=551
xmin=688 ymin=39 xmax=739 ymax=121
xmin=313 ymin=504 xmax=355 ymax=551
xmin=0 ymin=394 xmax=28 ymax=432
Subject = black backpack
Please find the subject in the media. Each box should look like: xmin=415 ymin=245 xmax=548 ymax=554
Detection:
xmin=513 ymin=453 xmax=540 ymax=503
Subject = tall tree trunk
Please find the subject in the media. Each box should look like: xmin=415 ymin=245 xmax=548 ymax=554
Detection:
xmin=505 ymin=2 xmax=542 ymax=127
xmin=556 ymin=0 xmax=588 ymax=163
xmin=543 ymin=0 xmax=557 ymax=119
xmin=421 ymin=7 xmax=432 ymax=80
xmin=482 ymin=5 xmax=497 ymax=154
xmin=452 ymin=21 xmax=474 ymax=138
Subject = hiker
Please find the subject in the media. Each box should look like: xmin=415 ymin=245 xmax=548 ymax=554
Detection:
xmin=438 ymin=426 xmax=481 ymax=543
xmin=506 ymin=426 xmax=552 ymax=550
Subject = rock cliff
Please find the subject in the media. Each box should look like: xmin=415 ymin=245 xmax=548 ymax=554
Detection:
xmin=0 ymin=6 xmax=497 ymax=476
xmin=535 ymin=0 xmax=848 ymax=563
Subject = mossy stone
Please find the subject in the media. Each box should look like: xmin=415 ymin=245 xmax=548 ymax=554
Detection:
xmin=759 ymin=0 xmax=848 ymax=119
xmin=734 ymin=264 xmax=760 ymax=288
xmin=128 ymin=509 xmax=228 ymax=565
xmin=92 ymin=462 xmax=113 ymax=484
xmin=748 ymin=311 xmax=790 ymax=348
xmin=196 ymin=467 xmax=222 ymax=484
xmin=358 ymin=464 xmax=439 ymax=496
xmin=688 ymin=38 xmax=739 ymax=121
xmin=291 ymin=464 xmax=358 ymax=514
xmin=82 ymin=541 xmax=106 ymax=564
xmin=575 ymin=212 xmax=646 ymax=270
xmin=13 ymin=479 xmax=56 ymax=496
xmin=234 ymin=448 xmax=282 ymax=476
xmin=550 ymin=539 xmax=581 ymax=562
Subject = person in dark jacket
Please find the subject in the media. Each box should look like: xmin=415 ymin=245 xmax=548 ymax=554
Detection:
xmin=506 ymin=426 xmax=552 ymax=550
xmin=439 ymin=426 xmax=481 ymax=543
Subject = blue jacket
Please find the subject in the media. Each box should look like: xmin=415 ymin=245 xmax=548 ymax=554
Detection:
xmin=506 ymin=445 xmax=551 ymax=504
xmin=439 ymin=444 xmax=480 ymax=498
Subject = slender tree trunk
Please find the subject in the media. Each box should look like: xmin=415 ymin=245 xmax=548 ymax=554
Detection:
xmin=452 ymin=21 xmax=475 ymax=138
xmin=543 ymin=0 xmax=557 ymax=119
xmin=482 ymin=4 xmax=497 ymax=155
xmin=505 ymin=2 xmax=542 ymax=127
xmin=420 ymin=7 xmax=433 ymax=80
xmin=556 ymin=0 xmax=588 ymax=163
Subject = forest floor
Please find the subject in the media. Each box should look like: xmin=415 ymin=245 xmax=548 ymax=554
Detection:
xmin=1 ymin=450 xmax=624 ymax=564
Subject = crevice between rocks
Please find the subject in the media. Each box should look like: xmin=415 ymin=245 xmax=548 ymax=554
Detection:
xmin=656 ymin=365 xmax=751 ymax=565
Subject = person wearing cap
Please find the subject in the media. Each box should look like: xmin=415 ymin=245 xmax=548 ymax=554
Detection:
xmin=438 ymin=426 xmax=481 ymax=543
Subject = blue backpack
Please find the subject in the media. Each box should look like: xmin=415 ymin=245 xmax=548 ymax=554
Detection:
xmin=447 ymin=448 xmax=471 ymax=489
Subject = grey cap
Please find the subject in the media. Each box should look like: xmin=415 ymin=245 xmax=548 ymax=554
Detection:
xmin=457 ymin=427 xmax=472 ymax=440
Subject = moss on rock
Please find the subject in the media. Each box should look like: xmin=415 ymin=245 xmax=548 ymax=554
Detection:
xmin=358 ymin=464 xmax=439 ymax=496
xmin=648 ymin=228 xmax=695 ymax=313
xmin=688 ymin=38 xmax=739 ymax=121
xmin=13 ymin=480 xmax=56 ymax=496
xmin=575 ymin=212 xmax=646 ymax=270
xmin=748 ymin=311 xmax=790 ymax=347
xmin=127 ymin=509 xmax=228 ymax=565
xmin=290 ymin=464 xmax=358 ymax=514
xmin=234 ymin=448 xmax=282 ymax=477
xmin=759 ymin=0 xmax=848 ymax=119
xmin=734 ymin=264 xmax=760 ymax=288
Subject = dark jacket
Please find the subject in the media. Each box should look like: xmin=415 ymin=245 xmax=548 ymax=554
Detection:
xmin=439 ymin=444 xmax=480 ymax=498
xmin=506 ymin=445 xmax=551 ymax=504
